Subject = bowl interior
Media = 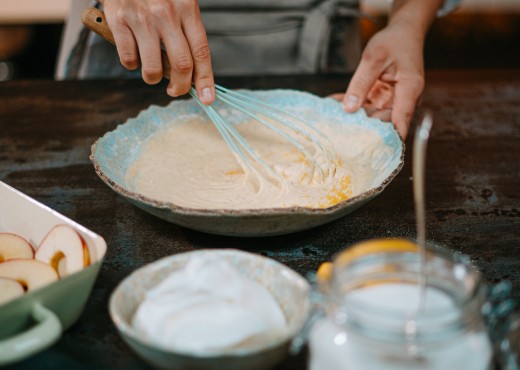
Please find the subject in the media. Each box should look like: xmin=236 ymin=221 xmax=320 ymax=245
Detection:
xmin=109 ymin=249 xmax=310 ymax=358
xmin=92 ymin=89 xmax=404 ymax=235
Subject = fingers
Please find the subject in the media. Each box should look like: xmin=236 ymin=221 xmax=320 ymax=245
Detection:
xmin=104 ymin=2 xmax=165 ymax=84
xmin=328 ymin=93 xmax=344 ymax=102
xmin=367 ymin=108 xmax=392 ymax=122
xmin=180 ymin=5 xmax=214 ymax=104
xmin=134 ymin=26 xmax=164 ymax=85
xmin=160 ymin=33 xmax=193 ymax=97
xmin=104 ymin=0 xmax=214 ymax=100
xmin=366 ymin=80 xmax=394 ymax=110
xmin=104 ymin=7 xmax=140 ymax=71
xmin=391 ymin=74 xmax=424 ymax=139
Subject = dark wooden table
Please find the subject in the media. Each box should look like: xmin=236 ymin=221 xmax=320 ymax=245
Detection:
xmin=1 ymin=70 xmax=519 ymax=369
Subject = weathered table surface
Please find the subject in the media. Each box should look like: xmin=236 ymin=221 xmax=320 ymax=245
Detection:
xmin=1 ymin=70 xmax=519 ymax=369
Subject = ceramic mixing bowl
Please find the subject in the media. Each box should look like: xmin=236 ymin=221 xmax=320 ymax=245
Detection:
xmin=109 ymin=249 xmax=310 ymax=370
xmin=91 ymin=89 xmax=404 ymax=236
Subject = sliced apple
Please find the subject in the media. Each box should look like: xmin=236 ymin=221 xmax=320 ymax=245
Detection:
xmin=0 ymin=259 xmax=58 ymax=291
xmin=0 ymin=233 xmax=34 ymax=262
xmin=35 ymin=224 xmax=84 ymax=277
xmin=0 ymin=277 xmax=25 ymax=305
xmin=80 ymin=233 xmax=91 ymax=267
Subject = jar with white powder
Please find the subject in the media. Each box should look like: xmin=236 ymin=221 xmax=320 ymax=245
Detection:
xmin=308 ymin=239 xmax=493 ymax=370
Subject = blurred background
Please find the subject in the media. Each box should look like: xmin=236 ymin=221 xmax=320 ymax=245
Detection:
xmin=0 ymin=0 xmax=518 ymax=81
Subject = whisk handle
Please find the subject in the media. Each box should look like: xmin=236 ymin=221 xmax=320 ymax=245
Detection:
xmin=81 ymin=8 xmax=172 ymax=80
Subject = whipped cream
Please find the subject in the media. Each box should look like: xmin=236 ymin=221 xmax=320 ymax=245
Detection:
xmin=132 ymin=255 xmax=287 ymax=353
xmin=126 ymin=115 xmax=387 ymax=210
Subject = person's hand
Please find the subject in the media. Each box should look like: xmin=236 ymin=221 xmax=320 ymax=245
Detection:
xmin=103 ymin=0 xmax=215 ymax=104
xmin=341 ymin=22 xmax=426 ymax=139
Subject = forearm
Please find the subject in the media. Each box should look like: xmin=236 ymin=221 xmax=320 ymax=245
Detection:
xmin=389 ymin=0 xmax=445 ymax=38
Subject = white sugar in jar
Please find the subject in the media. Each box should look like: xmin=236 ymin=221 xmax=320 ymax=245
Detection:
xmin=308 ymin=239 xmax=493 ymax=370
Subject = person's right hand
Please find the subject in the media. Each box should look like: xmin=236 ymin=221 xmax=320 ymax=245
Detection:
xmin=103 ymin=0 xmax=215 ymax=104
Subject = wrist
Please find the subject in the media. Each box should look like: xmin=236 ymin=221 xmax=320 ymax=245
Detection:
xmin=388 ymin=0 xmax=444 ymax=37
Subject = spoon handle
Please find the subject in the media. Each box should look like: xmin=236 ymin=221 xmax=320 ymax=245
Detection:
xmin=413 ymin=111 xmax=433 ymax=249
xmin=413 ymin=110 xmax=433 ymax=317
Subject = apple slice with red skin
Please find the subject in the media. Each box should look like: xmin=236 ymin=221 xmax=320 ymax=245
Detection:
xmin=35 ymin=224 xmax=86 ymax=277
xmin=0 ymin=277 xmax=25 ymax=305
xmin=0 ymin=259 xmax=58 ymax=292
xmin=0 ymin=233 xmax=34 ymax=262
xmin=80 ymin=233 xmax=91 ymax=267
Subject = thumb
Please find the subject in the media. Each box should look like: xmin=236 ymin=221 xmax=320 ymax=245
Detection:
xmin=343 ymin=59 xmax=384 ymax=113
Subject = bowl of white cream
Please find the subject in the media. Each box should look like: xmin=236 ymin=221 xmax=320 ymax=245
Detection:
xmin=91 ymin=89 xmax=404 ymax=236
xmin=109 ymin=249 xmax=310 ymax=370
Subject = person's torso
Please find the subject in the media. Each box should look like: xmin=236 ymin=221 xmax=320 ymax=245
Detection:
xmin=58 ymin=0 xmax=362 ymax=79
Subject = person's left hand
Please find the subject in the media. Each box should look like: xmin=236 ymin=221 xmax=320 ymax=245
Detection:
xmin=332 ymin=21 xmax=426 ymax=139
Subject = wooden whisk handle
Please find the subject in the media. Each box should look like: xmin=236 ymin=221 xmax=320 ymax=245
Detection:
xmin=81 ymin=8 xmax=114 ymax=44
xmin=81 ymin=7 xmax=172 ymax=79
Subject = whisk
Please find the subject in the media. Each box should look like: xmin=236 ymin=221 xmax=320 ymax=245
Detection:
xmin=82 ymin=8 xmax=337 ymax=185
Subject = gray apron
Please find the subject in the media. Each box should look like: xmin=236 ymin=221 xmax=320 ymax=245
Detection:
xmin=199 ymin=0 xmax=362 ymax=75
xmin=64 ymin=0 xmax=364 ymax=78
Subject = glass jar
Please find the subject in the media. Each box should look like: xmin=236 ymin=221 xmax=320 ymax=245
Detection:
xmin=308 ymin=238 xmax=493 ymax=370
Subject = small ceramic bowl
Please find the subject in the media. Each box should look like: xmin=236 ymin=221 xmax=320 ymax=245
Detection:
xmin=91 ymin=89 xmax=404 ymax=236
xmin=0 ymin=181 xmax=107 ymax=366
xmin=109 ymin=249 xmax=310 ymax=370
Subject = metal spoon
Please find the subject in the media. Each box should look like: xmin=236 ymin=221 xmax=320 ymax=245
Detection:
xmin=414 ymin=110 xmax=433 ymax=311
xmin=403 ymin=111 xmax=433 ymax=354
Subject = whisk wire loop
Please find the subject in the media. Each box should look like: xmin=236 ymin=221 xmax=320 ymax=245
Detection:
xmin=190 ymin=85 xmax=337 ymax=186
xmin=216 ymin=86 xmax=338 ymax=179
xmin=216 ymin=91 xmax=327 ymax=182
xmin=189 ymin=88 xmax=286 ymax=185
